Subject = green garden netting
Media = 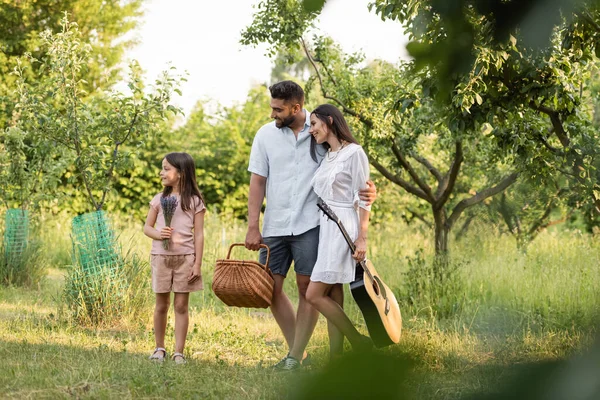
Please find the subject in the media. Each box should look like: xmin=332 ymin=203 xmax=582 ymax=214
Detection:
xmin=71 ymin=210 xmax=121 ymax=274
xmin=3 ymin=209 xmax=29 ymax=260
xmin=67 ymin=211 xmax=126 ymax=322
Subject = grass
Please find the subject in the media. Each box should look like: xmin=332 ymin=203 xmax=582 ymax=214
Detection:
xmin=0 ymin=212 xmax=598 ymax=398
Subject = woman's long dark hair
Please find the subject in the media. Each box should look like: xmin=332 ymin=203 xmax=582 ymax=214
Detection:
xmin=310 ymin=104 xmax=359 ymax=162
xmin=162 ymin=152 xmax=206 ymax=211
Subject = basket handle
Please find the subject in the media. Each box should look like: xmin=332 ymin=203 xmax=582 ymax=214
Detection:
xmin=226 ymin=243 xmax=270 ymax=270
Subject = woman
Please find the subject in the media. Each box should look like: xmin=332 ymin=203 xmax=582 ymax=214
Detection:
xmin=289 ymin=104 xmax=373 ymax=365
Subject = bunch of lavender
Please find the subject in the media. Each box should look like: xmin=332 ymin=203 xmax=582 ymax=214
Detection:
xmin=160 ymin=195 xmax=178 ymax=250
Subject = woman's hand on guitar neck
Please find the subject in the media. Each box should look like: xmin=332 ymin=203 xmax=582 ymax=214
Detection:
xmin=352 ymin=236 xmax=367 ymax=261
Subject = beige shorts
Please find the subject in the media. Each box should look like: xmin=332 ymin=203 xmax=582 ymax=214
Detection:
xmin=151 ymin=254 xmax=203 ymax=293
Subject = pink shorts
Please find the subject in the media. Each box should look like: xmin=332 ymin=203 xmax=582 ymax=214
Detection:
xmin=151 ymin=254 xmax=203 ymax=293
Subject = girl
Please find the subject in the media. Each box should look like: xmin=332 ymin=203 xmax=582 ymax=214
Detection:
xmin=294 ymin=104 xmax=373 ymax=362
xmin=143 ymin=152 xmax=206 ymax=364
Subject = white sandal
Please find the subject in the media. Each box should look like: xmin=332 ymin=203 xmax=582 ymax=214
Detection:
xmin=172 ymin=352 xmax=186 ymax=365
xmin=149 ymin=347 xmax=167 ymax=362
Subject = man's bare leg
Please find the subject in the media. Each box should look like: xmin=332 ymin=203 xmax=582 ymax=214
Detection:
xmin=269 ymin=274 xmax=296 ymax=348
xmin=288 ymin=274 xmax=319 ymax=361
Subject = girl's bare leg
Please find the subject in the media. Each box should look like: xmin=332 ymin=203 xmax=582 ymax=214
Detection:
xmin=173 ymin=292 xmax=190 ymax=354
xmin=154 ymin=293 xmax=171 ymax=351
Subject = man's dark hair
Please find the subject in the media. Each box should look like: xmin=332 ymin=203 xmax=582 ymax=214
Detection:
xmin=269 ymin=80 xmax=304 ymax=105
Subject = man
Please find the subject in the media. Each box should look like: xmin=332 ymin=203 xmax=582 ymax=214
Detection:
xmin=245 ymin=80 xmax=376 ymax=370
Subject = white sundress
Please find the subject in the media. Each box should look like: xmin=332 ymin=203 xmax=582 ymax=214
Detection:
xmin=310 ymin=143 xmax=371 ymax=284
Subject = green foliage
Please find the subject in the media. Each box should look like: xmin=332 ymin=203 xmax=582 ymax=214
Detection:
xmin=302 ymin=0 xmax=327 ymax=13
xmin=485 ymin=178 xmax=572 ymax=248
xmin=241 ymin=0 xmax=320 ymax=57
xmin=370 ymin=0 xmax=600 ymax=214
xmin=0 ymin=0 xmax=143 ymax=129
xmin=0 ymin=127 xmax=30 ymax=209
xmin=15 ymin=16 xmax=184 ymax=212
xmin=368 ymin=0 xmax=592 ymax=90
xmin=0 ymin=123 xmax=68 ymax=211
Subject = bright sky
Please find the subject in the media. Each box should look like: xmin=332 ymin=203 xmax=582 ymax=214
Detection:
xmin=124 ymin=0 xmax=409 ymax=117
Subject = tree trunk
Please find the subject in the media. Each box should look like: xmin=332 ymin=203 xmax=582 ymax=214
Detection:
xmin=432 ymin=206 xmax=449 ymax=284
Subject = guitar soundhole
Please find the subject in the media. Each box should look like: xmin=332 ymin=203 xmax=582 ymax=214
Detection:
xmin=372 ymin=280 xmax=380 ymax=296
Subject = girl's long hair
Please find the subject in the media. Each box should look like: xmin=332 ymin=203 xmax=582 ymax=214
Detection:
xmin=162 ymin=152 xmax=206 ymax=211
xmin=310 ymin=104 xmax=359 ymax=162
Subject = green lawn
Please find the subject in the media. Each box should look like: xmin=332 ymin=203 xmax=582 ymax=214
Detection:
xmin=0 ymin=215 xmax=598 ymax=399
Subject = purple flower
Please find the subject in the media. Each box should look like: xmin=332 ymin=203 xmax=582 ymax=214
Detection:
xmin=160 ymin=195 xmax=178 ymax=250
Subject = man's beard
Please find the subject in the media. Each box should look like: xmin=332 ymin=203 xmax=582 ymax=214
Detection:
xmin=275 ymin=115 xmax=295 ymax=129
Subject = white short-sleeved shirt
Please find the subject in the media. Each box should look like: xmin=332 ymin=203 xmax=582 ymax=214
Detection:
xmin=248 ymin=109 xmax=325 ymax=238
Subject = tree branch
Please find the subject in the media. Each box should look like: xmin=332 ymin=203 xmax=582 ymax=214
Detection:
xmin=391 ymin=141 xmax=434 ymax=200
xmin=412 ymin=154 xmax=443 ymax=182
xmin=534 ymin=132 xmax=565 ymax=156
xmin=527 ymin=188 xmax=568 ymax=236
xmin=300 ymin=37 xmax=374 ymax=129
xmin=436 ymin=141 xmax=464 ymax=208
xmin=498 ymin=192 xmax=519 ymax=236
xmin=454 ymin=212 xmax=476 ymax=241
xmin=447 ymin=172 xmax=519 ymax=230
xmin=63 ymin=66 xmax=98 ymax=211
xmin=406 ymin=208 xmax=433 ymax=228
xmin=99 ymin=110 xmax=139 ymax=209
xmin=370 ymin=159 xmax=431 ymax=202
xmin=316 ymin=59 xmax=338 ymax=86
xmin=529 ymin=102 xmax=570 ymax=147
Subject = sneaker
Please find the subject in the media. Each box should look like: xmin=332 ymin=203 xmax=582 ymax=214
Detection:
xmin=271 ymin=354 xmax=290 ymax=369
xmin=273 ymin=355 xmax=301 ymax=371
xmin=272 ymin=353 xmax=310 ymax=369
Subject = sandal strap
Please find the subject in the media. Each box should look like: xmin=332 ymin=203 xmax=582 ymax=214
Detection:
xmin=151 ymin=348 xmax=167 ymax=356
xmin=172 ymin=352 xmax=185 ymax=359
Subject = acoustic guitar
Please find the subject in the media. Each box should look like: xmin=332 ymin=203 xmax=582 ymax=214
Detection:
xmin=317 ymin=199 xmax=402 ymax=348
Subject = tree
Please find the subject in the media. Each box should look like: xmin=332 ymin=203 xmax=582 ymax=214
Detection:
xmin=486 ymin=179 xmax=572 ymax=249
xmin=242 ymin=2 xmax=518 ymax=275
xmin=15 ymin=16 xmax=183 ymax=213
xmin=0 ymin=0 xmax=143 ymax=128
xmin=370 ymin=0 xmax=600 ymax=216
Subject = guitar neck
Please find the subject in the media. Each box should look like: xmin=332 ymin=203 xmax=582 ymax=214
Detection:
xmin=317 ymin=200 xmax=373 ymax=282
xmin=336 ymin=220 xmax=356 ymax=253
xmin=331 ymin=213 xmax=374 ymax=282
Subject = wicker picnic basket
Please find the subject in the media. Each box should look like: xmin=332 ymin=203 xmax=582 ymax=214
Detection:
xmin=212 ymin=243 xmax=274 ymax=308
